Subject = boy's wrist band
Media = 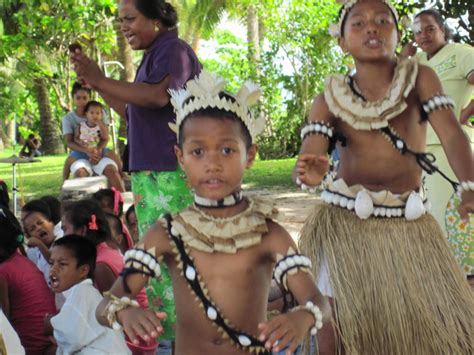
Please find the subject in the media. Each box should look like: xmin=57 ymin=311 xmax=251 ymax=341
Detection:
xmin=457 ymin=180 xmax=474 ymax=196
xmin=103 ymin=292 xmax=139 ymax=330
xmin=291 ymin=301 xmax=323 ymax=336
xmin=296 ymin=177 xmax=320 ymax=193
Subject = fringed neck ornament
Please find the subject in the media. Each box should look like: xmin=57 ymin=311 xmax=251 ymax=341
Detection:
xmin=324 ymin=58 xmax=418 ymax=130
xmin=194 ymin=191 xmax=243 ymax=208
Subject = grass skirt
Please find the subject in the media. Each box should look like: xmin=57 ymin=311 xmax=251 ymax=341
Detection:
xmin=299 ymin=202 xmax=473 ymax=355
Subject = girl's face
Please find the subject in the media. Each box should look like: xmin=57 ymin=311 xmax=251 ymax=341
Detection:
xmin=73 ymin=89 xmax=90 ymax=111
xmin=86 ymin=105 xmax=102 ymax=126
xmin=61 ymin=215 xmax=85 ymax=237
xmin=413 ymin=14 xmax=446 ymax=57
xmin=49 ymin=245 xmax=89 ymax=293
xmin=175 ymin=116 xmax=256 ymax=201
xmin=23 ymin=212 xmax=55 ymax=247
xmin=119 ymin=0 xmax=158 ymax=50
xmin=339 ymin=0 xmax=399 ymax=62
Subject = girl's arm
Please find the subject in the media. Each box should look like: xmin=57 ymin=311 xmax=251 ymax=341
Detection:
xmin=71 ymin=51 xmax=171 ymax=110
xmin=0 ymin=276 xmax=10 ymax=319
xmin=96 ymin=123 xmax=109 ymax=152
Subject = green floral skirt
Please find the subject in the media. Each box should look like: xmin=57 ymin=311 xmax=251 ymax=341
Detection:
xmin=132 ymin=169 xmax=192 ymax=340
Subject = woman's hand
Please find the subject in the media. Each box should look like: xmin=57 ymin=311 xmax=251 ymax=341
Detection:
xmin=295 ymin=154 xmax=329 ymax=187
xmin=117 ymin=307 xmax=166 ymax=346
xmin=400 ymin=41 xmax=417 ymax=58
xmin=258 ymin=310 xmax=314 ymax=354
xmin=70 ymin=50 xmax=104 ymax=89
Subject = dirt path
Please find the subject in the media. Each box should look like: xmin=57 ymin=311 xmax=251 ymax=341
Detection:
xmin=247 ymin=189 xmax=320 ymax=241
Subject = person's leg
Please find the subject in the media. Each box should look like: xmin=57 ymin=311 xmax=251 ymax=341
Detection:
xmin=105 ymin=149 xmax=123 ymax=175
xmin=92 ymin=158 xmax=125 ymax=191
xmin=70 ymin=159 xmax=92 ymax=178
xmin=63 ymin=155 xmax=77 ymax=181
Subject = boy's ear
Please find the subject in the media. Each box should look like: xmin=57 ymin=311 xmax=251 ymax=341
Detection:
xmin=78 ymin=264 xmax=90 ymax=280
xmin=174 ymin=145 xmax=184 ymax=168
xmin=245 ymin=144 xmax=257 ymax=168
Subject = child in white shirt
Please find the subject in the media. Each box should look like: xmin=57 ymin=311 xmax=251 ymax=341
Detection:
xmin=44 ymin=235 xmax=130 ymax=354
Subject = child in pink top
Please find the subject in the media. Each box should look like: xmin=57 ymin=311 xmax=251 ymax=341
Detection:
xmin=0 ymin=207 xmax=56 ymax=354
xmin=61 ymin=199 xmax=155 ymax=353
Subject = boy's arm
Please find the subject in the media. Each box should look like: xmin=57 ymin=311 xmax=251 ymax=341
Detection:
xmin=417 ymin=65 xmax=474 ymax=217
xmin=258 ymin=222 xmax=331 ymax=353
xmin=293 ymin=94 xmax=334 ymax=187
xmin=94 ymin=263 xmax=117 ymax=294
xmin=96 ymin=221 xmax=171 ymax=344
xmin=27 ymin=238 xmax=51 ymax=262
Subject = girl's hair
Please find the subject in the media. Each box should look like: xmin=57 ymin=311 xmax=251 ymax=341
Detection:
xmin=125 ymin=204 xmax=135 ymax=224
xmin=415 ymin=9 xmax=452 ymax=41
xmin=0 ymin=207 xmax=24 ymax=261
xmin=134 ymin=0 xmax=178 ymax=28
xmin=84 ymin=100 xmax=103 ymax=113
xmin=0 ymin=180 xmax=9 ymax=208
xmin=71 ymin=82 xmax=91 ymax=97
xmin=53 ymin=235 xmax=97 ymax=279
xmin=92 ymin=188 xmax=124 ymax=216
xmin=39 ymin=196 xmax=61 ymax=225
xmin=21 ymin=199 xmax=52 ymax=224
xmin=63 ymin=199 xmax=112 ymax=246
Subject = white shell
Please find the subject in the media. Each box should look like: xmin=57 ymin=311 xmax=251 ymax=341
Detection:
xmin=397 ymin=208 xmax=403 ymax=217
xmin=462 ymin=181 xmax=469 ymax=190
xmin=386 ymin=209 xmax=392 ymax=218
xmin=379 ymin=208 xmax=386 ymax=217
xmin=286 ymin=257 xmax=296 ymax=267
xmin=469 ymin=181 xmax=474 ymax=190
xmin=374 ymin=208 xmax=380 ymax=217
xmin=332 ymin=194 xmax=341 ymax=205
xmin=185 ymin=265 xmax=196 ymax=280
xmin=112 ymin=322 xmax=122 ymax=331
xmin=424 ymin=200 xmax=432 ymax=211
xmin=154 ymin=266 xmax=161 ymax=276
xmin=207 ymin=307 xmax=217 ymax=320
xmin=347 ymin=199 xmax=355 ymax=210
xmin=149 ymin=259 xmax=157 ymax=270
xmin=135 ymin=250 xmax=144 ymax=261
xmin=238 ymin=335 xmax=251 ymax=347
xmin=423 ymin=104 xmax=429 ymax=112
xmin=340 ymin=197 xmax=348 ymax=208
xmin=404 ymin=191 xmax=425 ymax=221
xmin=128 ymin=250 xmax=136 ymax=259
xmin=143 ymin=254 xmax=151 ymax=265
xmin=294 ymin=255 xmax=303 ymax=265
xmin=328 ymin=129 xmax=333 ymax=137
xmin=322 ymin=125 xmax=328 ymax=133
xmin=434 ymin=96 xmax=441 ymax=106
xmin=354 ymin=190 xmax=374 ymax=219
xmin=315 ymin=123 xmax=322 ymax=131
xmin=428 ymin=100 xmax=436 ymax=110
xmin=170 ymin=226 xmax=178 ymax=237
xmin=396 ymin=140 xmax=404 ymax=150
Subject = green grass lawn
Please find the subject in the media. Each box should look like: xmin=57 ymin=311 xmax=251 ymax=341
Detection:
xmin=0 ymin=148 xmax=297 ymax=201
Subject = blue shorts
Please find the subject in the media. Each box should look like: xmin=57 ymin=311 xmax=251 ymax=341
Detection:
xmin=70 ymin=148 xmax=109 ymax=160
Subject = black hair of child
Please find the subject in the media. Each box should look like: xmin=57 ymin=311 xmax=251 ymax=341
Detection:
xmin=53 ymin=235 xmax=97 ymax=279
xmin=84 ymin=100 xmax=104 ymax=113
xmin=92 ymin=189 xmax=123 ymax=217
xmin=40 ymin=196 xmax=62 ymax=225
xmin=0 ymin=207 xmax=23 ymax=262
xmin=0 ymin=180 xmax=10 ymax=209
xmin=71 ymin=82 xmax=91 ymax=97
xmin=63 ymin=199 xmax=112 ymax=246
xmin=125 ymin=204 xmax=135 ymax=225
xmin=105 ymin=213 xmax=124 ymax=237
xmin=22 ymin=199 xmax=52 ymax=223
xmin=178 ymin=94 xmax=252 ymax=150
xmin=134 ymin=0 xmax=178 ymax=28
xmin=414 ymin=9 xmax=452 ymax=41
xmin=28 ymin=133 xmax=35 ymax=139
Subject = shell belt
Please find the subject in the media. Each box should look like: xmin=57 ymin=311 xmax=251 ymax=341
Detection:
xmin=164 ymin=214 xmax=270 ymax=354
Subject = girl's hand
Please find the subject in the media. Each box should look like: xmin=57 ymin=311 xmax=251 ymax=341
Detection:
xmin=258 ymin=310 xmax=314 ymax=354
xmin=27 ymin=237 xmax=45 ymax=249
xmin=295 ymin=154 xmax=329 ymax=187
xmin=70 ymin=50 xmax=104 ymax=88
xmin=117 ymin=307 xmax=166 ymax=345
xmin=458 ymin=190 xmax=474 ymax=221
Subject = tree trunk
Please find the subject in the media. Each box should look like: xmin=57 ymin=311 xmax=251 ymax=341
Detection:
xmin=192 ymin=30 xmax=201 ymax=54
xmin=247 ymin=5 xmax=260 ymax=79
xmin=116 ymin=25 xmax=135 ymax=155
xmin=33 ymin=77 xmax=64 ymax=155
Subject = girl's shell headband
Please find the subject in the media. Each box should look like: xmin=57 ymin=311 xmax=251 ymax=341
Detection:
xmin=169 ymin=71 xmax=265 ymax=143
xmin=329 ymin=0 xmax=399 ymax=38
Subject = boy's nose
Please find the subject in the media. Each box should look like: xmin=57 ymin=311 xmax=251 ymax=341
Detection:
xmin=205 ymin=154 xmax=222 ymax=172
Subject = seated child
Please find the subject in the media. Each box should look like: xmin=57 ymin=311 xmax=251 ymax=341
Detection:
xmin=71 ymin=100 xmax=124 ymax=192
xmin=93 ymin=188 xmax=134 ymax=250
xmin=61 ymin=199 xmax=155 ymax=352
xmin=125 ymin=205 xmax=139 ymax=245
xmin=95 ymin=71 xmax=331 ymax=355
xmin=19 ymin=133 xmax=42 ymax=158
xmin=44 ymin=235 xmax=130 ymax=353
xmin=295 ymin=0 xmax=473 ymax=353
xmin=0 ymin=206 xmax=56 ymax=354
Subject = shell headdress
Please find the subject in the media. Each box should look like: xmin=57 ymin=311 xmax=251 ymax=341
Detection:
xmin=169 ymin=71 xmax=264 ymax=143
xmin=328 ymin=0 xmax=399 ymax=38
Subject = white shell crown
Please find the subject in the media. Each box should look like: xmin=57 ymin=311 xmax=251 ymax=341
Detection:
xmin=328 ymin=0 xmax=399 ymax=38
xmin=169 ymin=71 xmax=265 ymax=144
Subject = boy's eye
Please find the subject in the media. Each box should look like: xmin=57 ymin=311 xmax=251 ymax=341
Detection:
xmin=222 ymin=147 xmax=234 ymax=155
xmin=192 ymin=148 xmax=203 ymax=156
xmin=352 ymin=20 xmax=364 ymax=27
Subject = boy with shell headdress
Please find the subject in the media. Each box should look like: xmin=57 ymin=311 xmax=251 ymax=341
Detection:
xmin=95 ymin=71 xmax=332 ymax=355
xmin=296 ymin=0 xmax=473 ymax=353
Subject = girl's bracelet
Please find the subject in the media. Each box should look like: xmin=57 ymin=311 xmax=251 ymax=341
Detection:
xmin=457 ymin=181 xmax=474 ymax=196
xmin=291 ymin=301 xmax=323 ymax=336
xmin=102 ymin=292 xmax=139 ymax=330
xmin=296 ymin=177 xmax=320 ymax=193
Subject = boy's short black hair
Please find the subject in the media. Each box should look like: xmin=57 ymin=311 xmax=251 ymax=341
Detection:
xmin=53 ymin=235 xmax=96 ymax=279
xmin=22 ymin=199 xmax=52 ymax=223
xmin=84 ymin=100 xmax=103 ymax=113
xmin=178 ymin=93 xmax=253 ymax=150
xmin=28 ymin=133 xmax=35 ymax=139
xmin=40 ymin=196 xmax=62 ymax=225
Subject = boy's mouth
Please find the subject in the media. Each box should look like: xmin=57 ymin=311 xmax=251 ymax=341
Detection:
xmin=365 ymin=38 xmax=383 ymax=48
xmin=204 ymin=178 xmax=224 ymax=188
xmin=50 ymin=275 xmax=60 ymax=289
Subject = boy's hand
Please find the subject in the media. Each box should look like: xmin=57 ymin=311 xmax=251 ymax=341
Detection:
xmin=117 ymin=307 xmax=166 ymax=345
xmin=27 ymin=237 xmax=45 ymax=249
xmin=258 ymin=310 xmax=314 ymax=354
xmin=295 ymin=154 xmax=329 ymax=187
xmin=458 ymin=191 xmax=474 ymax=220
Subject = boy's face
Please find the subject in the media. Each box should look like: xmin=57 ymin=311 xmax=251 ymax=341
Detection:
xmin=49 ymin=245 xmax=89 ymax=293
xmin=339 ymin=0 xmax=399 ymax=62
xmin=175 ymin=116 xmax=257 ymax=201
xmin=23 ymin=212 xmax=55 ymax=247
xmin=86 ymin=106 xmax=102 ymax=126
